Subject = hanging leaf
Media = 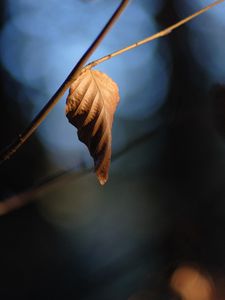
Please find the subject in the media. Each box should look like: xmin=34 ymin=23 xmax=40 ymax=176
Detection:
xmin=66 ymin=69 xmax=120 ymax=185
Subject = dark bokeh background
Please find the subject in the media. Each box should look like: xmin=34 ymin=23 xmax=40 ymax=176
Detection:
xmin=0 ymin=1 xmax=225 ymax=299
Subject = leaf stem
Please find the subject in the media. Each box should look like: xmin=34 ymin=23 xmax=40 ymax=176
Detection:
xmin=0 ymin=0 xmax=130 ymax=164
xmin=86 ymin=0 xmax=225 ymax=69
xmin=0 ymin=0 xmax=224 ymax=164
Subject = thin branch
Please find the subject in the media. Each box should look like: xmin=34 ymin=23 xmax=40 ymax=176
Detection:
xmin=1 ymin=1 xmax=223 ymax=165
xmin=0 ymin=0 xmax=130 ymax=164
xmin=0 ymin=0 xmax=224 ymax=213
xmin=85 ymin=0 xmax=225 ymax=70
xmin=0 ymin=126 xmax=161 ymax=216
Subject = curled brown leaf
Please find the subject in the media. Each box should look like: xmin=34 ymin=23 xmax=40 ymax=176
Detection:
xmin=66 ymin=69 xmax=120 ymax=185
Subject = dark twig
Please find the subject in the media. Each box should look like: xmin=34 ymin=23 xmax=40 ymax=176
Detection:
xmin=0 ymin=126 xmax=161 ymax=216
xmin=0 ymin=0 xmax=130 ymax=164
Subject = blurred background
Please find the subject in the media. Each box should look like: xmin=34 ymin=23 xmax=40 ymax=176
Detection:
xmin=0 ymin=0 xmax=225 ymax=299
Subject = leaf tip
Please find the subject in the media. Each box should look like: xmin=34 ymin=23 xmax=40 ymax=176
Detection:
xmin=97 ymin=173 xmax=108 ymax=185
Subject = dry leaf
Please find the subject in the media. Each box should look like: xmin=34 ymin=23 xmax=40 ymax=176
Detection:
xmin=66 ymin=69 xmax=120 ymax=185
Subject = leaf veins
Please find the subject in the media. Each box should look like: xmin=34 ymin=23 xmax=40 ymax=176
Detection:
xmin=66 ymin=69 xmax=120 ymax=185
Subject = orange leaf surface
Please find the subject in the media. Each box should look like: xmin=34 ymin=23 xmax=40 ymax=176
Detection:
xmin=66 ymin=69 xmax=120 ymax=185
